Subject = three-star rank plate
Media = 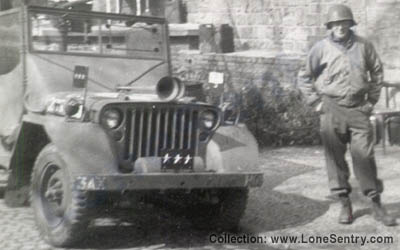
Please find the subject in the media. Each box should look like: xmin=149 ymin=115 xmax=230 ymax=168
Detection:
xmin=161 ymin=149 xmax=194 ymax=170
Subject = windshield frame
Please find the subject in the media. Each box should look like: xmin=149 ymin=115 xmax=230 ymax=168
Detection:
xmin=27 ymin=5 xmax=169 ymax=61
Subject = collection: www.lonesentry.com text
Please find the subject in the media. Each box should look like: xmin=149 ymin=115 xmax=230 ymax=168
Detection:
xmin=209 ymin=233 xmax=395 ymax=246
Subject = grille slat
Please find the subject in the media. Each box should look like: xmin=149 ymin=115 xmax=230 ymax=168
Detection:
xmin=194 ymin=111 xmax=200 ymax=155
xmin=154 ymin=109 xmax=161 ymax=156
xmin=137 ymin=108 xmax=144 ymax=157
xmin=179 ymin=109 xmax=185 ymax=149
xmin=163 ymin=109 xmax=169 ymax=149
xmin=145 ymin=109 xmax=152 ymax=156
xmin=171 ymin=109 xmax=177 ymax=148
xmin=125 ymin=112 xmax=136 ymax=160
xmin=130 ymin=110 xmax=136 ymax=160
xmin=187 ymin=110 xmax=193 ymax=149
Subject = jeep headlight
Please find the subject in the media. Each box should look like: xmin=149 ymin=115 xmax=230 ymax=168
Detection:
xmin=200 ymin=109 xmax=218 ymax=130
xmin=64 ymin=98 xmax=81 ymax=117
xmin=102 ymin=109 xmax=122 ymax=129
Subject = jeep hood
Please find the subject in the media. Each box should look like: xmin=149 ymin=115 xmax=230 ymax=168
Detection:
xmin=35 ymin=90 xmax=198 ymax=118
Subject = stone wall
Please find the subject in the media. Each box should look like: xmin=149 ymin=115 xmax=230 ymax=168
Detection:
xmin=182 ymin=0 xmax=400 ymax=81
xmin=173 ymin=51 xmax=301 ymax=90
xmin=183 ymin=0 xmax=345 ymax=53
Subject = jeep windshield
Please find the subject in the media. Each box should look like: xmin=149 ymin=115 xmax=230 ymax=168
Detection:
xmin=29 ymin=7 xmax=167 ymax=60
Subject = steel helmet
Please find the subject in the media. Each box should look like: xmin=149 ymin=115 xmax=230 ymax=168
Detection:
xmin=325 ymin=4 xmax=356 ymax=28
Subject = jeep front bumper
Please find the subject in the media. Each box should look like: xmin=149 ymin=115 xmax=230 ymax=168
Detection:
xmin=73 ymin=172 xmax=263 ymax=191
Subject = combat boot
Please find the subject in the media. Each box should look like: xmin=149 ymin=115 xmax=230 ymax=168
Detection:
xmin=338 ymin=195 xmax=353 ymax=224
xmin=371 ymin=195 xmax=397 ymax=226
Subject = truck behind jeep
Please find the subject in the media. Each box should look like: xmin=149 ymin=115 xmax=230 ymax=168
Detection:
xmin=0 ymin=3 xmax=263 ymax=247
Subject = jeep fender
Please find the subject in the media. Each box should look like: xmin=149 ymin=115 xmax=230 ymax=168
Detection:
xmin=206 ymin=124 xmax=259 ymax=172
xmin=24 ymin=115 xmax=119 ymax=176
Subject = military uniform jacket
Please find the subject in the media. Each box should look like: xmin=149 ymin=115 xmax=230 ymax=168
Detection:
xmin=298 ymin=31 xmax=383 ymax=108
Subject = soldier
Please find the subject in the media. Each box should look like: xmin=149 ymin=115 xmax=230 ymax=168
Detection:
xmin=298 ymin=4 xmax=396 ymax=226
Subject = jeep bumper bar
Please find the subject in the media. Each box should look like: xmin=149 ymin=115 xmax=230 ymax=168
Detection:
xmin=73 ymin=172 xmax=263 ymax=191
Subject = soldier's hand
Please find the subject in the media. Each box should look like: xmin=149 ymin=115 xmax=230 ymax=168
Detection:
xmin=360 ymin=102 xmax=374 ymax=115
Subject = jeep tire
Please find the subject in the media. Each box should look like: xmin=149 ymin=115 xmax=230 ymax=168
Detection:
xmin=30 ymin=144 xmax=89 ymax=247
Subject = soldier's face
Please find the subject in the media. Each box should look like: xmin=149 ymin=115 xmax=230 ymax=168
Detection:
xmin=330 ymin=20 xmax=353 ymax=41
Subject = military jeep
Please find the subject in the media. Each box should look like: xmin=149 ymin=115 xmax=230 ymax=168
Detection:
xmin=0 ymin=4 xmax=263 ymax=247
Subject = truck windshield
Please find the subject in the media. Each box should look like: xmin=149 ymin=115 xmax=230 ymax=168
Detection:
xmin=29 ymin=8 xmax=166 ymax=60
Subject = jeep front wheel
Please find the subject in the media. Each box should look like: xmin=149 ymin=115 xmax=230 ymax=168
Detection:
xmin=30 ymin=144 xmax=89 ymax=247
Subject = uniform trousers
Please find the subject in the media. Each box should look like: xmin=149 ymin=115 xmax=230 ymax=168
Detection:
xmin=320 ymin=96 xmax=383 ymax=198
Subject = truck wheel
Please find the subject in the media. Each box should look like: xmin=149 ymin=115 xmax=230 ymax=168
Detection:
xmin=30 ymin=144 xmax=89 ymax=247
xmin=191 ymin=188 xmax=249 ymax=231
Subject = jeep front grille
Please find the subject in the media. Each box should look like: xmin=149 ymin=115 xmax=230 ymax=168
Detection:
xmin=123 ymin=106 xmax=199 ymax=162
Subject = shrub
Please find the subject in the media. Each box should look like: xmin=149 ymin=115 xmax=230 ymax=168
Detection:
xmin=240 ymin=81 xmax=320 ymax=147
